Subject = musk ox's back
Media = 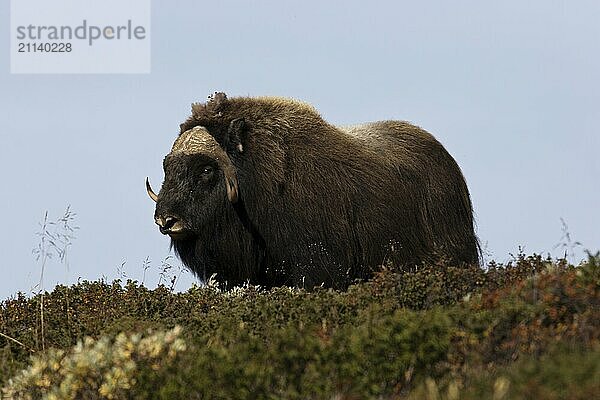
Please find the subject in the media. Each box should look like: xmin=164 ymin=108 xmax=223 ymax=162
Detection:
xmin=148 ymin=93 xmax=479 ymax=289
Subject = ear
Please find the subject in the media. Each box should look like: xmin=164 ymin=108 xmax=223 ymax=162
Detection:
xmin=227 ymin=118 xmax=247 ymax=153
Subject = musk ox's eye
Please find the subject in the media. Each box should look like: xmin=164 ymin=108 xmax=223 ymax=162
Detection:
xmin=199 ymin=165 xmax=216 ymax=183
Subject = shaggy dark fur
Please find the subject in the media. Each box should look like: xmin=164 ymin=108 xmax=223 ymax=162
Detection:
xmin=152 ymin=93 xmax=479 ymax=289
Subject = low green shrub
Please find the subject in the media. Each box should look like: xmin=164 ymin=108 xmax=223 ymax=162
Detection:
xmin=409 ymin=344 xmax=600 ymax=400
xmin=0 ymin=252 xmax=597 ymax=399
xmin=3 ymin=326 xmax=185 ymax=400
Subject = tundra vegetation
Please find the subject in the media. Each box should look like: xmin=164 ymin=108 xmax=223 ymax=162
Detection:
xmin=1 ymin=251 xmax=598 ymax=399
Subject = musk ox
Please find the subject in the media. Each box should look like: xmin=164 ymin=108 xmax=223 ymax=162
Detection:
xmin=146 ymin=92 xmax=479 ymax=289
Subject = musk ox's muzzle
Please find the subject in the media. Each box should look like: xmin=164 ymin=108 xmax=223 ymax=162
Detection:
xmin=146 ymin=126 xmax=240 ymax=238
xmin=145 ymin=179 xmax=189 ymax=238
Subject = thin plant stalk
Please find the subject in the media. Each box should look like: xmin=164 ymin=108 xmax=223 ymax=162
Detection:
xmin=32 ymin=206 xmax=78 ymax=352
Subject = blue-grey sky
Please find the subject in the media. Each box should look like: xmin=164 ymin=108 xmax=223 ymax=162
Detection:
xmin=1 ymin=1 xmax=599 ymax=299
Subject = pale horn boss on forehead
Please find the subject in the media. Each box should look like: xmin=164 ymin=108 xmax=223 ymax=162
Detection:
xmin=172 ymin=126 xmax=239 ymax=203
xmin=146 ymin=125 xmax=239 ymax=204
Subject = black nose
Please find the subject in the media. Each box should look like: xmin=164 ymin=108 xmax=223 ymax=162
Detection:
xmin=155 ymin=215 xmax=178 ymax=230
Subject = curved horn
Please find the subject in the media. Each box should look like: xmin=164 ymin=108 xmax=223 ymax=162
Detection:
xmin=225 ymin=174 xmax=239 ymax=203
xmin=146 ymin=177 xmax=158 ymax=202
